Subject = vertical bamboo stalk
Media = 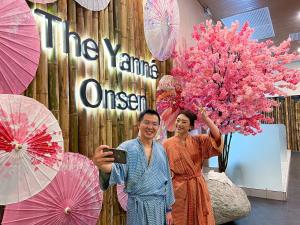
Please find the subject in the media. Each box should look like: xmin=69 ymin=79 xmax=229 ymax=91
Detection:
xmin=68 ymin=0 xmax=79 ymax=153
xmin=47 ymin=2 xmax=60 ymax=120
xmin=57 ymin=0 xmax=69 ymax=152
xmin=77 ymin=6 xmax=88 ymax=156
xmin=121 ymin=0 xmax=129 ymax=139
xmin=93 ymin=11 xmax=100 ymax=154
xmin=36 ymin=4 xmax=48 ymax=106
xmin=83 ymin=9 xmax=95 ymax=158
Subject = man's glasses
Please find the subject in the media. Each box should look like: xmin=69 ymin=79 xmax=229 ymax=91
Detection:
xmin=142 ymin=120 xmax=159 ymax=127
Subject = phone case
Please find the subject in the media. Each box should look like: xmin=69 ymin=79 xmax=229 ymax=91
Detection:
xmin=104 ymin=148 xmax=127 ymax=164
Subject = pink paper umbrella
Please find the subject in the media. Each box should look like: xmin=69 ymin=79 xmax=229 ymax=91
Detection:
xmin=0 ymin=0 xmax=40 ymax=94
xmin=117 ymin=184 xmax=128 ymax=211
xmin=0 ymin=94 xmax=64 ymax=205
xmin=3 ymin=152 xmax=103 ymax=225
xmin=74 ymin=0 xmax=111 ymax=11
xmin=27 ymin=0 xmax=57 ymax=3
xmin=144 ymin=0 xmax=180 ymax=61
xmin=156 ymin=75 xmax=183 ymax=132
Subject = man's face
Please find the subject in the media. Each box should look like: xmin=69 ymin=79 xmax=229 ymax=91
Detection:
xmin=138 ymin=114 xmax=160 ymax=141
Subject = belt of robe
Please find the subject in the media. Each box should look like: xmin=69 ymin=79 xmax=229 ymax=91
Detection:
xmin=174 ymin=174 xmax=210 ymax=225
xmin=128 ymin=194 xmax=165 ymax=224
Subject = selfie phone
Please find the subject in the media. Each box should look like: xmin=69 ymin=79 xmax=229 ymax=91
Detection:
xmin=103 ymin=148 xmax=127 ymax=164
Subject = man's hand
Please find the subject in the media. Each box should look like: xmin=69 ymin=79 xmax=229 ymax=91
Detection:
xmin=166 ymin=212 xmax=173 ymax=225
xmin=92 ymin=145 xmax=114 ymax=173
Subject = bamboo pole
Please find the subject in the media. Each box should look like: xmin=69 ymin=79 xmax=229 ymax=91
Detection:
xmin=76 ymin=6 xmax=88 ymax=156
xmin=92 ymin=11 xmax=100 ymax=153
xmin=57 ymin=0 xmax=69 ymax=152
xmin=36 ymin=4 xmax=48 ymax=106
xmin=83 ymin=8 xmax=95 ymax=158
xmin=68 ymin=0 xmax=79 ymax=153
xmin=47 ymin=2 xmax=59 ymax=121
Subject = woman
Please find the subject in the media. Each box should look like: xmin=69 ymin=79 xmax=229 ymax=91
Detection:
xmin=163 ymin=109 xmax=223 ymax=225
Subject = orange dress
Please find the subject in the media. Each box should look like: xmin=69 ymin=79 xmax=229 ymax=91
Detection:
xmin=163 ymin=133 xmax=223 ymax=225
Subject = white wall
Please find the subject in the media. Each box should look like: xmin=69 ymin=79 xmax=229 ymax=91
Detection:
xmin=177 ymin=0 xmax=210 ymax=48
xmin=209 ymin=124 xmax=288 ymax=192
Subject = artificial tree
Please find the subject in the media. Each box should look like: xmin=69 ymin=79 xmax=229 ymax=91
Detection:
xmin=171 ymin=21 xmax=300 ymax=172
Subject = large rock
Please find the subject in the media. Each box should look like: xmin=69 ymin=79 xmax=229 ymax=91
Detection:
xmin=205 ymin=171 xmax=251 ymax=224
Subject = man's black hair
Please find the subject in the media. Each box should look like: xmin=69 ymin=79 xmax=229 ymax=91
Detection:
xmin=138 ymin=109 xmax=160 ymax=124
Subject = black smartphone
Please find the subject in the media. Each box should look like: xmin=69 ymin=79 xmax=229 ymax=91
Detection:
xmin=103 ymin=148 xmax=127 ymax=164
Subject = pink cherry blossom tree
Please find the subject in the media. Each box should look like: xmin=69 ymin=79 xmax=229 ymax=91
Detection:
xmin=171 ymin=20 xmax=300 ymax=172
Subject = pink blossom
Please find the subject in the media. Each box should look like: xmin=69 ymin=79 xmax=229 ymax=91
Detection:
xmin=170 ymin=21 xmax=300 ymax=135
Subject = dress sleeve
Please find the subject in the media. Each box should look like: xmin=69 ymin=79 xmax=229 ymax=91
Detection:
xmin=197 ymin=131 xmax=224 ymax=159
xmin=164 ymin=151 xmax=175 ymax=209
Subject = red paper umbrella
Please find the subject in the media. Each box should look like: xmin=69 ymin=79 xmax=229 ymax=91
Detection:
xmin=117 ymin=184 xmax=127 ymax=211
xmin=0 ymin=0 xmax=40 ymax=94
xmin=0 ymin=95 xmax=64 ymax=205
xmin=3 ymin=152 xmax=103 ymax=225
xmin=156 ymin=75 xmax=183 ymax=131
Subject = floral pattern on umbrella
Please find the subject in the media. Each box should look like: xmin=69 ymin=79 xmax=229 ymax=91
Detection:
xmin=144 ymin=0 xmax=180 ymax=61
xmin=156 ymin=75 xmax=184 ymax=132
xmin=2 ymin=152 xmax=103 ymax=225
xmin=0 ymin=95 xmax=64 ymax=205
xmin=0 ymin=0 xmax=40 ymax=94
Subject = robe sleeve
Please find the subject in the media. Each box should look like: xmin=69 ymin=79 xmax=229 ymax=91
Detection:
xmin=99 ymin=171 xmax=111 ymax=191
xmin=109 ymin=143 xmax=128 ymax=186
xmin=197 ymin=131 xmax=224 ymax=159
xmin=98 ymin=143 xmax=128 ymax=190
xmin=164 ymin=151 xmax=175 ymax=210
xmin=109 ymin=162 xmax=127 ymax=186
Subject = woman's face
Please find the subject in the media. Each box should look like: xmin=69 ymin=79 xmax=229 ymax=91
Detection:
xmin=175 ymin=114 xmax=192 ymax=135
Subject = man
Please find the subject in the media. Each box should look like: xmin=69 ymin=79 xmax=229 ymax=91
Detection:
xmin=93 ymin=109 xmax=174 ymax=225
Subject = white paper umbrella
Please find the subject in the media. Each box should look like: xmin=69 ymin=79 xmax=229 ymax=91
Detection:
xmin=3 ymin=152 xmax=103 ymax=225
xmin=74 ymin=0 xmax=111 ymax=11
xmin=27 ymin=0 xmax=57 ymax=3
xmin=144 ymin=0 xmax=180 ymax=61
xmin=0 ymin=95 xmax=64 ymax=205
xmin=0 ymin=0 xmax=40 ymax=94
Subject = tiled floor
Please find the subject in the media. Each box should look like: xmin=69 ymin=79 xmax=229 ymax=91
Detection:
xmin=223 ymin=152 xmax=300 ymax=225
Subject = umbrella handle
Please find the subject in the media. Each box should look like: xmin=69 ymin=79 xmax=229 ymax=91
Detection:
xmin=64 ymin=207 xmax=71 ymax=214
xmin=15 ymin=144 xmax=22 ymax=151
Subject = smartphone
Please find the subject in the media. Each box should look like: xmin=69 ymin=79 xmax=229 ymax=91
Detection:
xmin=103 ymin=148 xmax=127 ymax=164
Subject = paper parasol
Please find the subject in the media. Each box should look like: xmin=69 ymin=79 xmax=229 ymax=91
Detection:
xmin=27 ymin=0 xmax=57 ymax=3
xmin=0 ymin=94 xmax=64 ymax=205
xmin=0 ymin=0 xmax=40 ymax=94
xmin=144 ymin=0 xmax=180 ymax=61
xmin=117 ymin=184 xmax=128 ymax=211
xmin=3 ymin=152 xmax=103 ymax=225
xmin=156 ymin=75 xmax=183 ymax=132
xmin=74 ymin=0 xmax=111 ymax=11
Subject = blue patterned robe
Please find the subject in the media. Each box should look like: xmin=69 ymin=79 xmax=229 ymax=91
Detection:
xmin=100 ymin=138 xmax=175 ymax=225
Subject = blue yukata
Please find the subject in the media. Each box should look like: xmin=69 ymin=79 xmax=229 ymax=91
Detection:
xmin=100 ymin=138 xmax=175 ymax=225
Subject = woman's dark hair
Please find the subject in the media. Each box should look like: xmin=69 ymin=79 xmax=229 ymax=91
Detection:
xmin=178 ymin=110 xmax=197 ymax=127
xmin=138 ymin=109 xmax=161 ymax=124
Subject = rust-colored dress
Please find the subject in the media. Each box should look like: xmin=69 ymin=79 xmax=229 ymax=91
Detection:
xmin=163 ymin=133 xmax=223 ymax=225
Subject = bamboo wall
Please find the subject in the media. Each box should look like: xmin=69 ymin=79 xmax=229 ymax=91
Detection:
xmin=264 ymin=96 xmax=300 ymax=151
xmin=0 ymin=1 xmax=172 ymax=224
